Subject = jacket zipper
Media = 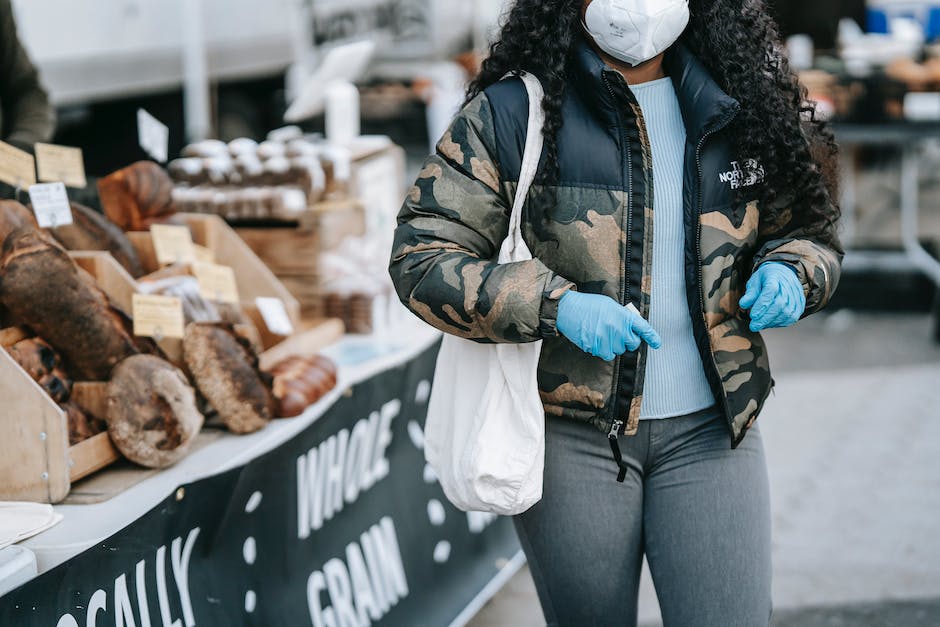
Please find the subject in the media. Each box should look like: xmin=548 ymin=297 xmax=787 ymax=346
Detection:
xmin=602 ymin=71 xmax=633 ymax=439
xmin=695 ymin=112 xmax=738 ymax=436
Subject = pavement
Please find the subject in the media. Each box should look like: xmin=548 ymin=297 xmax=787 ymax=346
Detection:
xmin=466 ymin=312 xmax=940 ymax=626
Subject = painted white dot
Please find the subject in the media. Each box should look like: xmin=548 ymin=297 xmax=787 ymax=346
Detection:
xmin=245 ymin=491 xmax=263 ymax=513
xmin=423 ymin=464 xmax=438 ymax=484
xmin=243 ymin=537 xmax=257 ymax=565
xmin=427 ymin=499 xmax=446 ymax=526
xmin=415 ymin=380 xmax=431 ymax=403
xmin=244 ymin=590 xmax=257 ymax=613
xmin=433 ymin=540 xmax=451 ymax=563
xmin=407 ymin=420 xmax=425 ymax=450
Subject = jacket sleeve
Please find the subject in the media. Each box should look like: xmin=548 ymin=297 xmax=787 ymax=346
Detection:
xmin=751 ymin=190 xmax=843 ymax=316
xmin=0 ymin=0 xmax=55 ymax=145
xmin=389 ymin=92 xmax=575 ymax=344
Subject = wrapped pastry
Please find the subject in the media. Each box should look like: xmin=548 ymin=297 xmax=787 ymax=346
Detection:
xmin=106 ymin=355 xmax=203 ymax=467
xmin=228 ymin=138 xmax=259 ymax=157
xmin=137 ymin=274 xmax=221 ymax=323
xmin=0 ymin=228 xmax=139 ymax=380
xmin=183 ymin=322 xmax=274 ymax=434
xmin=48 ymin=203 xmax=145 ymax=277
xmin=97 ymin=161 xmax=177 ymax=231
xmin=268 ymin=355 xmax=338 ymax=417
xmin=167 ymin=158 xmax=207 ymax=185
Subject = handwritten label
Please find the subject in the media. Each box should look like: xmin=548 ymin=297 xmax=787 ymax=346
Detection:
xmin=132 ymin=294 xmax=185 ymax=339
xmin=255 ymin=297 xmax=294 ymax=336
xmin=0 ymin=141 xmax=36 ymax=188
xmin=151 ymin=224 xmax=196 ymax=265
xmin=28 ymin=182 xmax=73 ymax=228
xmin=193 ymin=262 xmax=239 ymax=304
xmin=138 ymin=108 xmax=169 ymax=163
xmin=34 ymin=143 xmax=87 ymax=188
xmin=193 ymin=244 xmax=215 ymax=264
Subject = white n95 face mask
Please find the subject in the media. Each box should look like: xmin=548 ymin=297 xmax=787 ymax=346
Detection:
xmin=583 ymin=0 xmax=690 ymax=67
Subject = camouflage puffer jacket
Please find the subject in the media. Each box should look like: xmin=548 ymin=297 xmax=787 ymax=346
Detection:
xmin=389 ymin=39 xmax=842 ymax=447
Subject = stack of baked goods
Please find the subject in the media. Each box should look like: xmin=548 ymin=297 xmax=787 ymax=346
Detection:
xmin=0 ymin=165 xmax=339 ymax=477
xmin=167 ymin=136 xmax=328 ymax=223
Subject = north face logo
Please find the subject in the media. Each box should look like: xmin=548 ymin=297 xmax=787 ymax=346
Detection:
xmin=718 ymin=159 xmax=765 ymax=189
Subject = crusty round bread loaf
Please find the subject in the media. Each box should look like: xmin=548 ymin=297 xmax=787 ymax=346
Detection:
xmin=49 ymin=203 xmax=145 ymax=277
xmin=97 ymin=161 xmax=177 ymax=231
xmin=106 ymin=355 xmax=203 ymax=468
xmin=0 ymin=228 xmax=140 ymax=380
xmin=183 ymin=322 xmax=273 ymax=434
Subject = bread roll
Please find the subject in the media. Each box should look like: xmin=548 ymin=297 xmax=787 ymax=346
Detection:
xmin=183 ymin=322 xmax=273 ymax=434
xmin=268 ymin=355 xmax=338 ymax=417
xmin=49 ymin=203 xmax=145 ymax=277
xmin=62 ymin=401 xmax=106 ymax=446
xmin=97 ymin=161 xmax=176 ymax=231
xmin=6 ymin=338 xmax=72 ymax=402
xmin=0 ymin=228 xmax=139 ymax=380
xmin=106 ymin=355 xmax=203 ymax=467
xmin=0 ymin=201 xmax=38 ymax=245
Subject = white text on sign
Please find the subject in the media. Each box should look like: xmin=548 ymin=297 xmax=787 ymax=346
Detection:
xmin=28 ymin=182 xmax=73 ymax=228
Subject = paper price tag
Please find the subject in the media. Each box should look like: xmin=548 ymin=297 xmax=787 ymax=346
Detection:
xmin=28 ymin=182 xmax=73 ymax=228
xmin=34 ymin=143 xmax=87 ymax=188
xmin=151 ymin=224 xmax=196 ymax=265
xmin=132 ymin=293 xmax=185 ymax=339
xmin=193 ymin=262 xmax=239 ymax=304
xmin=137 ymin=108 xmax=169 ymax=163
xmin=0 ymin=141 xmax=36 ymax=188
xmin=193 ymin=244 xmax=215 ymax=264
xmin=255 ymin=297 xmax=294 ymax=336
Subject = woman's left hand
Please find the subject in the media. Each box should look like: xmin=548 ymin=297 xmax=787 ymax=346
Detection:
xmin=739 ymin=262 xmax=806 ymax=332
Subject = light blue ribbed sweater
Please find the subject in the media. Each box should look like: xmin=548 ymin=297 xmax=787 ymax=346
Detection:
xmin=628 ymin=77 xmax=715 ymax=419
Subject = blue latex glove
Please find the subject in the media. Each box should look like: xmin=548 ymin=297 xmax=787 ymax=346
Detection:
xmin=739 ymin=262 xmax=806 ymax=332
xmin=556 ymin=291 xmax=662 ymax=361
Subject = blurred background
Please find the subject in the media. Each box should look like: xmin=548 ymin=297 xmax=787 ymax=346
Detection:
xmin=9 ymin=0 xmax=940 ymax=624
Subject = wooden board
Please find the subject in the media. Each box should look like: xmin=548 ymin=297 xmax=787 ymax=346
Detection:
xmin=69 ymin=432 xmax=120 ymax=483
xmin=128 ymin=214 xmax=302 ymax=325
xmin=71 ymin=251 xmax=137 ymax=313
xmin=0 ymin=347 xmax=70 ymax=503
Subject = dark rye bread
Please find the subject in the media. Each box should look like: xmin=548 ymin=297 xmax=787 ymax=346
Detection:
xmin=62 ymin=401 xmax=106 ymax=446
xmin=106 ymin=355 xmax=203 ymax=468
xmin=97 ymin=161 xmax=177 ymax=231
xmin=0 ymin=200 xmax=38 ymax=245
xmin=6 ymin=338 xmax=72 ymax=402
xmin=0 ymin=229 xmax=139 ymax=380
xmin=183 ymin=322 xmax=274 ymax=434
xmin=49 ymin=203 xmax=145 ymax=277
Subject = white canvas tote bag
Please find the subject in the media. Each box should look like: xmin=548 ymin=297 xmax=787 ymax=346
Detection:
xmin=424 ymin=72 xmax=546 ymax=515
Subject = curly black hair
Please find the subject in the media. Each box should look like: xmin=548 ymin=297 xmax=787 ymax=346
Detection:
xmin=466 ymin=0 xmax=839 ymax=237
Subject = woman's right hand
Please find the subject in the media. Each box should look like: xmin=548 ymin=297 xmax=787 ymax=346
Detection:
xmin=556 ymin=291 xmax=662 ymax=361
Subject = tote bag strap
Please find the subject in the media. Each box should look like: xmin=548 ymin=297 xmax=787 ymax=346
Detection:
xmin=498 ymin=71 xmax=545 ymax=263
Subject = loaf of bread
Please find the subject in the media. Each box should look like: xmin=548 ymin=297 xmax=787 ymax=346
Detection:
xmin=268 ymin=355 xmax=338 ymax=417
xmin=0 ymin=201 xmax=38 ymax=245
xmin=0 ymin=228 xmax=139 ymax=380
xmin=97 ymin=161 xmax=177 ymax=231
xmin=183 ymin=322 xmax=273 ymax=434
xmin=49 ymin=203 xmax=145 ymax=277
xmin=62 ymin=401 xmax=106 ymax=446
xmin=106 ymin=355 xmax=203 ymax=467
xmin=6 ymin=338 xmax=72 ymax=402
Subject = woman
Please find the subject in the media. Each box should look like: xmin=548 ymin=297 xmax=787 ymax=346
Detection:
xmin=390 ymin=0 xmax=842 ymax=624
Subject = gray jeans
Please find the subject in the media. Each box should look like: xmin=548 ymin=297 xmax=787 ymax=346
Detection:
xmin=513 ymin=406 xmax=772 ymax=627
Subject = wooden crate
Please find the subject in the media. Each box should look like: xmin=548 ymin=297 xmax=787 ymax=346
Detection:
xmin=236 ymin=200 xmax=365 ymax=313
xmin=0 ymin=252 xmax=128 ymax=503
xmin=128 ymin=213 xmax=302 ymax=326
